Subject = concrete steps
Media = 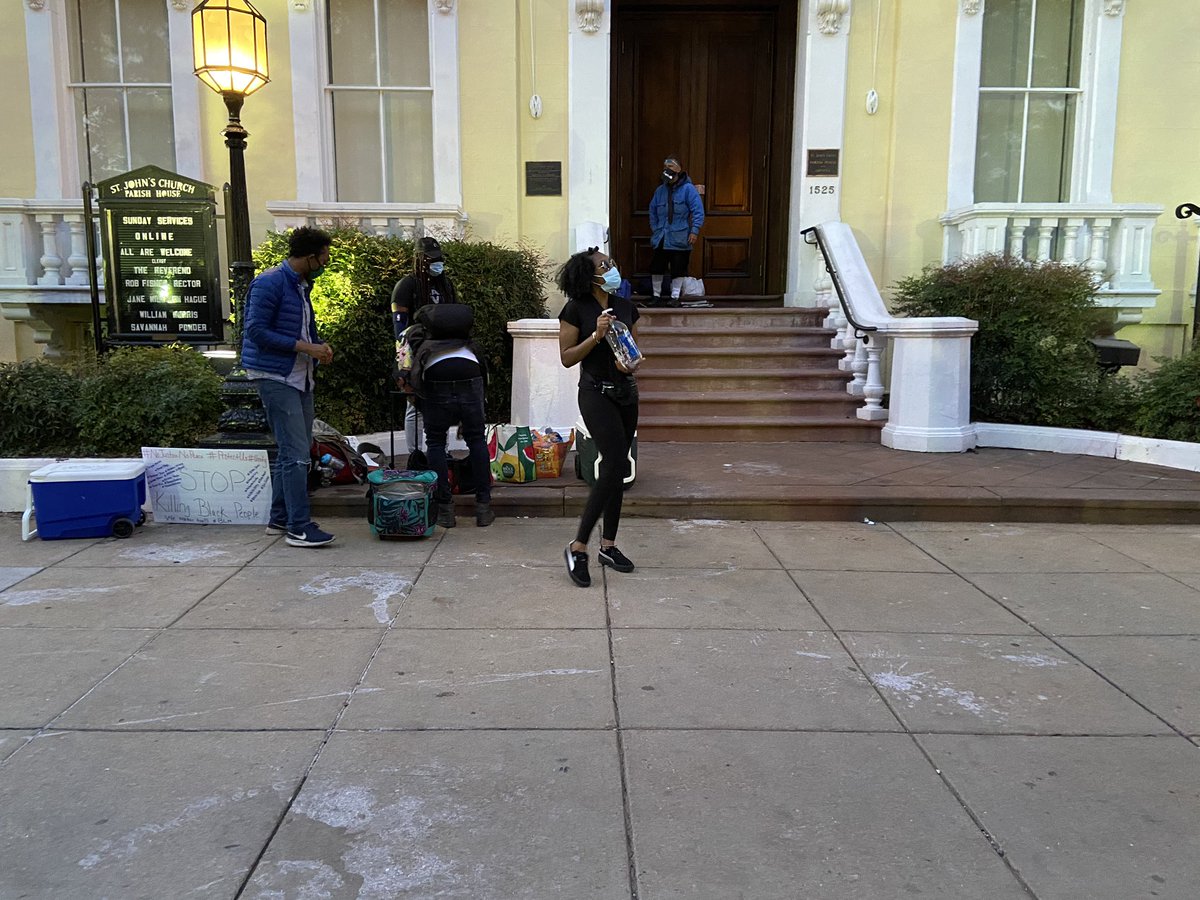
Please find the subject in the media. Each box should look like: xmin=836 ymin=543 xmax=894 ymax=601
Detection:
xmin=633 ymin=306 xmax=880 ymax=442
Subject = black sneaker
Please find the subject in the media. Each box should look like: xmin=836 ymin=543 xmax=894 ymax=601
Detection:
xmin=264 ymin=520 xmax=288 ymax=535
xmin=564 ymin=544 xmax=591 ymax=587
xmin=598 ymin=545 xmax=635 ymax=573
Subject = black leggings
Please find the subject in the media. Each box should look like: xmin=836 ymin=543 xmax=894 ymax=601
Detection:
xmin=576 ymin=388 xmax=638 ymax=545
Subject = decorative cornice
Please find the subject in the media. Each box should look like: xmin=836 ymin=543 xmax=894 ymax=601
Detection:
xmin=576 ymin=0 xmax=603 ymax=34
xmin=170 ymin=0 xmax=189 ymax=10
xmin=962 ymin=0 xmax=982 ymax=14
xmin=816 ymin=0 xmax=849 ymax=36
xmin=26 ymin=0 xmax=46 ymax=10
xmin=1104 ymin=0 xmax=1125 ymax=15
xmin=292 ymin=0 xmax=309 ymax=10
xmin=435 ymin=0 xmax=454 ymax=13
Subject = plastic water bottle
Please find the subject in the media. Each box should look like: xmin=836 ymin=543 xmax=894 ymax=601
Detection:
xmin=604 ymin=316 xmax=643 ymax=372
xmin=319 ymin=453 xmax=346 ymax=472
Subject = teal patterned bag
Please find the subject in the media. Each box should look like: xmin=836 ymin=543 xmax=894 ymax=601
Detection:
xmin=366 ymin=468 xmax=438 ymax=538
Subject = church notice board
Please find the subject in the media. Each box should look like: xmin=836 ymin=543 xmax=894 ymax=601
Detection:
xmin=142 ymin=447 xmax=271 ymax=526
xmin=97 ymin=165 xmax=223 ymax=343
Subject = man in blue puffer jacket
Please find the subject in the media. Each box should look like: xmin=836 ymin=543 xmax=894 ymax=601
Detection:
xmin=242 ymin=226 xmax=337 ymax=547
xmin=648 ymin=155 xmax=705 ymax=307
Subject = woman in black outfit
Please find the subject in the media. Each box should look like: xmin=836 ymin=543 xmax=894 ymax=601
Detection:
xmin=557 ymin=247 xmax=640 ymax=587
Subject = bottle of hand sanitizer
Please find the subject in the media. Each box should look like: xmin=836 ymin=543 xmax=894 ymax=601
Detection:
xmin=603 ymin=311 xmax=643 ymax=372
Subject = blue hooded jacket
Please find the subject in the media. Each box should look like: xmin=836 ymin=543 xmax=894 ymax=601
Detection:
xmin=241 ymin=262 xmax=321 ymax=377
xmin=649 ymin=173 xmax=705 ymax=251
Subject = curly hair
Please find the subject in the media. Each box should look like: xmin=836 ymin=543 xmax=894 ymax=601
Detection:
xmin=556 ymin=248 xmax=599 ymax=302
xmin=287 ymin=225 xmax=332 ymax=259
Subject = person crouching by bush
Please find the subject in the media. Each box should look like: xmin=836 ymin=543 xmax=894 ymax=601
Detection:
xmin=557 ymin=247 xmax=639 ymax=587
xmin=408 ymin=302 xmax=495 ymax=528
xmin=242 ymin=226 xmax=336 ymax=548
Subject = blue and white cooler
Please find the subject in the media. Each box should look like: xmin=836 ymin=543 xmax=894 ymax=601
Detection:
xmin=21 ymin=460 xmax=147 ymax=541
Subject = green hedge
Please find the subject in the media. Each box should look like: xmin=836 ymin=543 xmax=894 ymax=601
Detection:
xmin=891 ymin=254 xmax=1131 ymax=430
xmin=252 ymin=229 xmax=548 ymax=434
xmin=0 ymin=345 xmax=222 ymax=458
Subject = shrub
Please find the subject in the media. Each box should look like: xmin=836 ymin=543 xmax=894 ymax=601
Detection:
xmin=891 ymin=254 xmax=1136 ymax=429
xmin=1132 ymin=349 xmax=1200 ymax=443
xmin=253 ymin=229 xmax=548 ymax=433
xmin=0 ymin=359 xmax=83 ymax=456
xmin=0 ymin=346 xmax=223 ymax=458
xmin=75 ymin=345 xmax=223 ymax=456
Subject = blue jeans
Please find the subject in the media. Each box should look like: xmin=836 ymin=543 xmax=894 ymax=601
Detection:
xmin=421 ymin=376 xmax=491 ymax=505
xmin=255 ymin=379 xmax=315 ymax=532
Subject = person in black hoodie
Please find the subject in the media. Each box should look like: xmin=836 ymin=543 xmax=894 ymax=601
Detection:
xmin=403 ymin=300 xmax=495 ymax=529
xmin=391 ymin=237 xmax=459 ymax=456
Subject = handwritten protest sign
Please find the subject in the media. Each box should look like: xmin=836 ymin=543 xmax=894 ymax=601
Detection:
xmin=141 ymin=447 xmax=272 ymax=525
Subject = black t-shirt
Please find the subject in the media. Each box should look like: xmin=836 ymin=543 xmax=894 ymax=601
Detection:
xmin=391 ymin=272 xmax=457 ymax=314
xmin=558 ymin=294 xmax=640 ymax=381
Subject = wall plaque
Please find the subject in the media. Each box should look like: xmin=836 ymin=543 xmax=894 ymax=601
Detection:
xmin=806 ymin=148 xmax=841 ymax=178
xmin=525 ymin=161 xmax=563 ymax=196
xmin=97 ymin=165 xmax=223 ymax=343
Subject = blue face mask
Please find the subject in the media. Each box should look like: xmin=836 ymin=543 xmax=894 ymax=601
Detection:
xmin=428 ymin=261 xmax=445 ymax=276
xmin=598 ymin=265 xmax=622 ymax=294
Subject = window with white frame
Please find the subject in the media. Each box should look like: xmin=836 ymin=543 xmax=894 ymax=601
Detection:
xmin=974 ymin=0 xmax=1084 ymax=203
xmin=326 ymin=0 xmax=435 ymax=203
xmin=65 ymin=0 xmax=176 ymax=184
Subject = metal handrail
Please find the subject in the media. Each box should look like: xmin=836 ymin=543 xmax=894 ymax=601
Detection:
xmin=801 ymin=225 xmax=878 ymax=343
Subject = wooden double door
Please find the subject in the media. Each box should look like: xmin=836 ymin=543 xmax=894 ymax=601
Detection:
xmin=610 ymin=2 xmax=795 ymax=296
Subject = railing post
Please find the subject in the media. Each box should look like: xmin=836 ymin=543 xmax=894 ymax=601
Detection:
xmin=35 ymin=214 xmax=63 ymax=286
xmin=63 ymin=213 xmax=90 ymax=286
xmin=1009 ymin=217 xmax=1031 ymax=259
xmin=1087 ymin=218 xmax=1113 ymax=287
xmin=1035 ymin=218 xmax=1057 ymax=262
xmin=848 ymin=334 xmax=867 ymax=397
xmin=859 ymin=336 xmax=887 ymax=421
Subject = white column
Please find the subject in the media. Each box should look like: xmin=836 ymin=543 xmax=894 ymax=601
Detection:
xmin=508 ymin=318 xmax=580 ymax=431
xmin=430 ymin=0 xmax=463 ymax=207
xmin=25 ymin=1 xmax=78 ymax=198
xmin=945 ymin=1 xmax=986 ymax=209
xmin=881 ymin=322 xmax=979 ymax=453
xmin=167 ymin=0 xmax=203 ymax=178
xmin=1072 ymin=1 xmax=1125 ymax=203
xmin=287 ymin=2 xmax=329 ymax=201
xmin=787 ymin=1 xmax=852 ymax=306
xmin=568 ymin=0 xmax=611 ymax=250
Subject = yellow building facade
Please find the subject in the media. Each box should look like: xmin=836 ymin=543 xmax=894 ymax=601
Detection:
xmin=2 ymin=0 xmax=1198 ymax=366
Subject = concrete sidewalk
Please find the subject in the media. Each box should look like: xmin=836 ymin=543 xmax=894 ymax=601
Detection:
xmin=1 ymin=515 xmax=1198 ymax=898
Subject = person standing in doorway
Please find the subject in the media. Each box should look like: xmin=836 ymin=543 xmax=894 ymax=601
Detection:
xmin=557 ymin=247 xmax=640 ymax=588
xmin=648 ymin=155 xmax=704 ymax=306
xmin=242 ymin=226 xmax=336 ymax=548
xmin=390 ymin=237 xmax=459 ymax=459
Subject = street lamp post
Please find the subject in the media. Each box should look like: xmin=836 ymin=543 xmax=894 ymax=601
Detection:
xmin=1176 ymin=203 xmax=1200 ymax=350
xmin=192 ymin=0 xmax=271 ymax=440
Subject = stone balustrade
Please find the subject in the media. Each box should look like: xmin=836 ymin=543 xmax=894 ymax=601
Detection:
xmin=940 ymin=202 xmax=1163 ymax=324
xmin=810 ymin=222 xmax=980 ymax=453
xmin=0 ymin=199 xmax=106 ymax=356
xmin=266 ymin=201 xmax=468 ymax=242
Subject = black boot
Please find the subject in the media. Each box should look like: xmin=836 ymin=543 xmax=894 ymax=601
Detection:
xmin=437 ymin=501 xmax=456 ymax=528
xmin=475 ymin=502 xmax=495 ymax=527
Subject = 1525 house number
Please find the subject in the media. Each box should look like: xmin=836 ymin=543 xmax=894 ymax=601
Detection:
xmin=808 ymin=185 xmax=836 ymax=195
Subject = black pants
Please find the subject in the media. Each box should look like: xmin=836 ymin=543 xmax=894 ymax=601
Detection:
xmin=421 ymin=374 xmax=491 ymax=505
xmin=576 ymin=385 xmax=638 ymax=545
xmin=649 ymin=242 xmax=691 ymax=287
